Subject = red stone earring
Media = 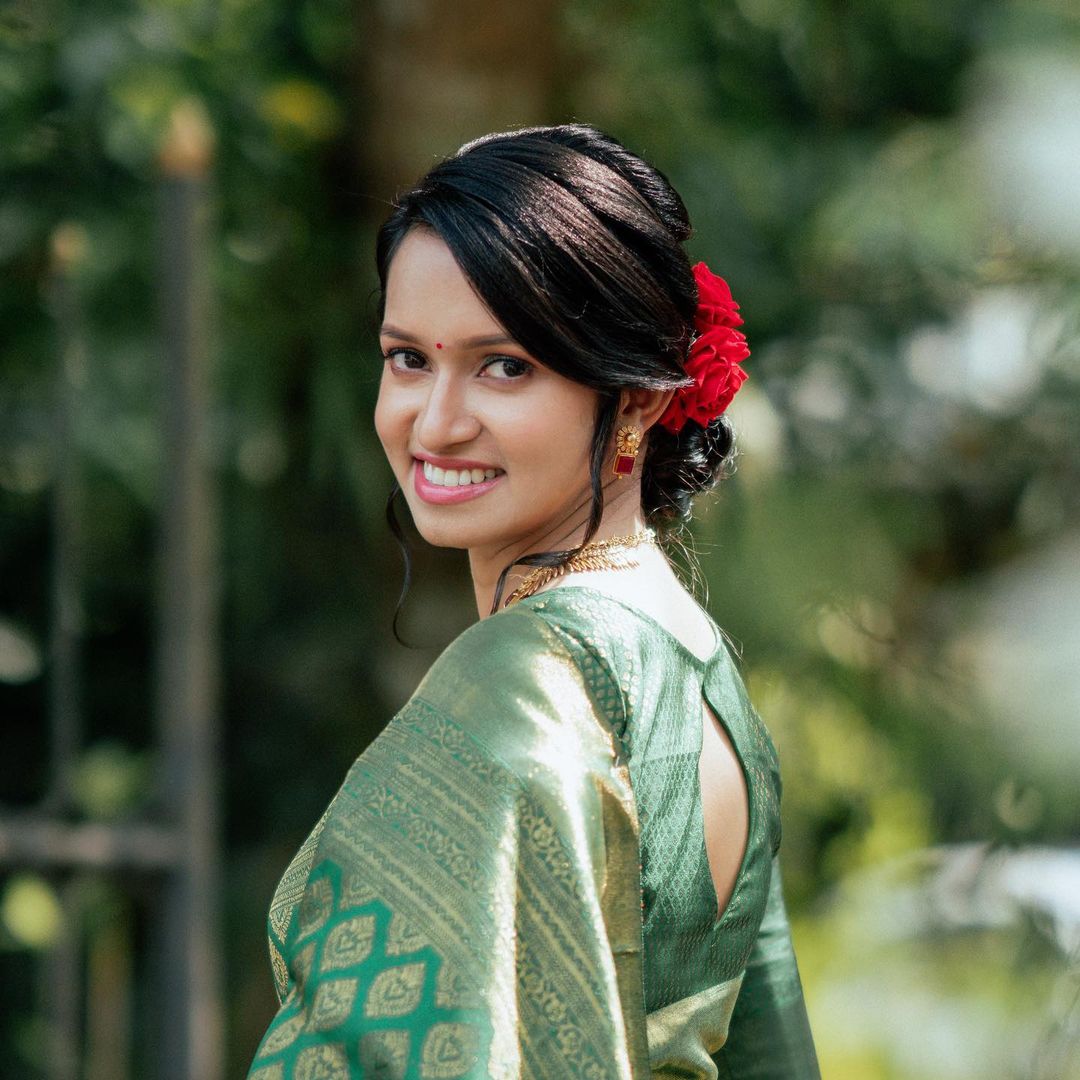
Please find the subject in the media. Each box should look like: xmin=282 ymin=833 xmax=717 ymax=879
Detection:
xmin=612 ymin=425 xmax=642 ymax=477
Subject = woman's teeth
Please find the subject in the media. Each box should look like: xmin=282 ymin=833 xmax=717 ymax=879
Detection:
xmin=422 ymin=461 xmax=502 ymax=487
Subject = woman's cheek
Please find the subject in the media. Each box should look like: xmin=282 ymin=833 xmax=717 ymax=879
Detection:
xmin=373 ymin=390 xmax=403 ymax=463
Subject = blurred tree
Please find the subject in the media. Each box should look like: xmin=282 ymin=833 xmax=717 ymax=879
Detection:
xmin=1 ymin=0 xmax=1078 ymax=1076
xmin=359 ymin=0 xmax=564 ymax=197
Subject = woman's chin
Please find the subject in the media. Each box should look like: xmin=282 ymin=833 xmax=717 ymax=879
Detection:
xmin=415 ymin=527 xmax=472 ymax=551
xmin=408 ymin=510 xmax=494 ymax=552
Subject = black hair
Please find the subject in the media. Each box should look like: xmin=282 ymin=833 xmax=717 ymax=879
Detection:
xmin=375 ymin=123 xmax=736 ymax=632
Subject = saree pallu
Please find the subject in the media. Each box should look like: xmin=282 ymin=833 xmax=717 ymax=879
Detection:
xmin=246 ymin=592 xmax=820 ymax=1079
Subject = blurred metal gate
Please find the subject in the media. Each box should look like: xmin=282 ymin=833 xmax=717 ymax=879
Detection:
xmin=0 ymin=100 xmax=224 ymax=1080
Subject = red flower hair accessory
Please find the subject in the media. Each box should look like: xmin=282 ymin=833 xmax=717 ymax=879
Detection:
xmin=656 ymin=261 xmax=750 ymax=434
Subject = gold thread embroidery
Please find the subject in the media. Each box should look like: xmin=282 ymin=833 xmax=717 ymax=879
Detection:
xmin=385 ymin=909 xmax=428 ymax=957
xmin=269 ymin=940 xmax=289 ymax=1002
xmin=434 ymin=961 xmax=480 ymax=1010
xmin=296 ymin=875 xmax=334 ymax=940
xmin=420 ymin=1022 xmax=481 ymax=1079
xmin=338 ymin=869 xmax=377 ymax=912
xmin=268 ymin=802 xmax=334 ymax=943
xmin=322 ymin=915 xmax=376 ymax=971
xmin=295 ymin=1043 xmax=349 ymax=1080
xmin=305 ymin=976 xmax=359 ymax=1032
xmin=364 ymin=961 xmax=427 ymax=1019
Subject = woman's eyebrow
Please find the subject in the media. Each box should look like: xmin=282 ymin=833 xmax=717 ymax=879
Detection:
xmin=379 ymin=325 xmax=517 ymax=349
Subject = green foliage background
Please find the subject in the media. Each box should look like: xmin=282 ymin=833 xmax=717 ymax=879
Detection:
xmin=2 ymin=0 xmax=1079 ymax=1076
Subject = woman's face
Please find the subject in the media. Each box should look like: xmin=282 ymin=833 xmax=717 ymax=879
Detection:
xmin=375 ymin=227 xmax=600 ymax=559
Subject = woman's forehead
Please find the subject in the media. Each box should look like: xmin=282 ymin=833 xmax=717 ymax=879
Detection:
xmin=383 ymin=230 xmax=509 ymax=342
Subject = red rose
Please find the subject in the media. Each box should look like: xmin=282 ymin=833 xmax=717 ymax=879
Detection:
xmin=657 ymin=263 xmax=750 ymax=434
xmin=692 ymin=261 xmax=744 ymax=331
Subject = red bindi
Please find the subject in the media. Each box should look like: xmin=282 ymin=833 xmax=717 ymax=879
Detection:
xmin=435 ymin=342 xmax=443 ymax=349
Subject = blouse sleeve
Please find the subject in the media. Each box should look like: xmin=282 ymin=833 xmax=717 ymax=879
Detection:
xmin=712 ymin=854 xmax=821 ymax=1079
xmin=246 ymin=606 xmax=651 ymax=1080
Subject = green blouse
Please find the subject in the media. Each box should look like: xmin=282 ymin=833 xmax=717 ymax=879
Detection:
xmin=246 ymin=586 xmax=820 ymax=1079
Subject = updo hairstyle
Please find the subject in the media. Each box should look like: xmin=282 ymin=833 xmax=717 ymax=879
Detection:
xmin=375 ymin=123 xmax=737 ymax=619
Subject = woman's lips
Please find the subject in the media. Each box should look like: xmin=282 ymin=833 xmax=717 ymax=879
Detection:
xmin=412 ymin=458 xmax=504 ymax=504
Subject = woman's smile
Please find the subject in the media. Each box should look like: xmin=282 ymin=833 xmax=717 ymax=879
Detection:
xmin=412 ymin=455 xmax=506 ymax=504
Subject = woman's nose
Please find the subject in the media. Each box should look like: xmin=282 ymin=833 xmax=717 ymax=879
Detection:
xmin=415 ymin=376 xmax=481 ymax=449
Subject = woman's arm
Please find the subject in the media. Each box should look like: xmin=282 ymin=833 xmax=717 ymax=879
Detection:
xmin=246 ymin=607 xmax=651 ymax=1079
xmin=712 ymin=854 xmax=821 ymax=1079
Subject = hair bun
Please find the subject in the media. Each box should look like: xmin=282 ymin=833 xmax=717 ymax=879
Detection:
xmin=642 ymin=414 xmax=737 ymax=525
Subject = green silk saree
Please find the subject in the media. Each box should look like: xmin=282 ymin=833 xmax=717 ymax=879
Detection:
xmin=246 ymin=587 xmax=820 ymax=1079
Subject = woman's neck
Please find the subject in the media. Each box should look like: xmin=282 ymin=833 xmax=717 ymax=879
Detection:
xmin=497 ymin=542 xmax=719 ymax=664
xmin=469 ymin=489 xmax=648 ymax=619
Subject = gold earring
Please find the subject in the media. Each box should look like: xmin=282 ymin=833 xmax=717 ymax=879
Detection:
xmin=612 ymin=425 xmax=642 ymax=477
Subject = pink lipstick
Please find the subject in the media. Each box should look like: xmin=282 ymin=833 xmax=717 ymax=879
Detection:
xmin=412 ymin=458 xmax=504 ymax=505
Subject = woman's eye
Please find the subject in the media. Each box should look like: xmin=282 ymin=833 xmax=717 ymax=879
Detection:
xmin=483 ymin=356 xmax=532 ymax=379
xmin=382 ymin=348 xmax=530 ymax=380
xmin=384 ymin=348 xmax=426 ymax=371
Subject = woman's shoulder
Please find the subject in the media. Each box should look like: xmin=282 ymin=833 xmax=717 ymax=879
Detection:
xmin=516 ymin=588 xmax=655 ymax=740
xmin=415 ymin=597 xmax=616 ymax=688
xmin=407 ymin=600 xmax=629 ymax=778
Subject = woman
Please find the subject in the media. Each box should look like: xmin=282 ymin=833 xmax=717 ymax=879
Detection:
xmin=247 ymin=124 xmax=821 ymax=1079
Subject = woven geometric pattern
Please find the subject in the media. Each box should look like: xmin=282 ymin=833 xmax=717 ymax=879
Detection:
xmin=249 ymin=608 xmax=649 ymax=1079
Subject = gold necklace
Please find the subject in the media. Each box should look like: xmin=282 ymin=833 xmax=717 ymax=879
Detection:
xmin=502 ymin=527 xmax=658 ymax=607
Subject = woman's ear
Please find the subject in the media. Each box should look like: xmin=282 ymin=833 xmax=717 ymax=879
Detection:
xmin=618 ymin=386 xmax=676 ymax=432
